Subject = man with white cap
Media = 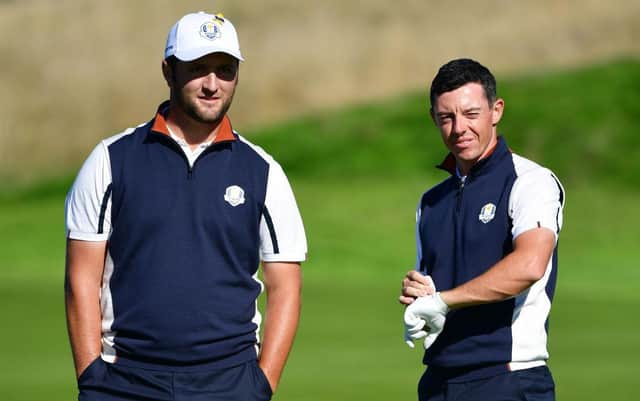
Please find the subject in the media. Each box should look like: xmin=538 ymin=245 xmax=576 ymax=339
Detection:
xmin=65 ymin=11 xmax=307 ymax=401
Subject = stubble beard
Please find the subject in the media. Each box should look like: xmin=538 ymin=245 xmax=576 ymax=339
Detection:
xmin=175 ymin=89 xmax=235 ymax=125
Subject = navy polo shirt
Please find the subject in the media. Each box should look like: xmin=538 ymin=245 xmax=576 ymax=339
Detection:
xmin=65 ymin=102 xmax=307 ymax=370
xmin=415 ymin=136 xmax=564 ymax=374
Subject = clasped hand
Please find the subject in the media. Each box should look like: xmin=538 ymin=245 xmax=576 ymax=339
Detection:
xmin=401 ymin=273 xmax=449 ymax=350
xmin=404 ymin=292 xmax=449 ymax=349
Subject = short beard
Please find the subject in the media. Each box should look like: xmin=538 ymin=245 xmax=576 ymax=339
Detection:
xmin=172 ymin=90 xmax=234 ymax=125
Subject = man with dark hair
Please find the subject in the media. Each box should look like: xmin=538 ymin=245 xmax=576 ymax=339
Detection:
xmin=400 ymin=58 xmax=564 ymax=401
xmin=429 ymin=58 xmax=497 ymax=107
xmin=65 ymin=11 xmax=306 ymax=401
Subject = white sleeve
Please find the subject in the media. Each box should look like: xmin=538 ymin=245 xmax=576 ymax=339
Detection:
xmin=509 ymin=168 xmax=565 ymax=242
xmin=259 ymin=162 xmax=307 ymax=262
xmin=64 ymin=141 xmax=113 ymax=241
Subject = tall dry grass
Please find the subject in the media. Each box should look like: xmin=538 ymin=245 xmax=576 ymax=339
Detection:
xmin=1 ymin=0 xmax=639 ymax=180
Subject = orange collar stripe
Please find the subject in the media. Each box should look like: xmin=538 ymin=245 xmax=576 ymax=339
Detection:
xmin=150 ymin=102 xmax=236 ymax=143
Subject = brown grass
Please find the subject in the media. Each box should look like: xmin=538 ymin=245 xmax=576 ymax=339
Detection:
xmin=1 ymin=0 xmax=639 ymax=179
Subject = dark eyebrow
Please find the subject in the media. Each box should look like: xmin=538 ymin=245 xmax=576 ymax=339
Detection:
xmin=463 ymin=107 xmax=482 ymax=113
xmin=436 ymin=111 xmax=454 ymax=117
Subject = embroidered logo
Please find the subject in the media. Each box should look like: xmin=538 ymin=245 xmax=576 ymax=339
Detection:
xmin=478 ymin=203 xmax=496 ymax=224
xmin=200 ymin=20 xmax=222 ymax=41
xmin=224 ymin=185 xmax=245 ymax=207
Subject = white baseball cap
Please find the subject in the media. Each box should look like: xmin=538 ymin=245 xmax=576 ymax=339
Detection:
xmin=164 ymin=12 xmax=244 ymax=62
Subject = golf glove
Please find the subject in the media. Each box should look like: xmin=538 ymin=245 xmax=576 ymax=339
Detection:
xmin=404 ymin=292 xmax=449 ymax=349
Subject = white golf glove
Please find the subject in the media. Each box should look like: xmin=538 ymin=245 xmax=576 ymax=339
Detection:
xmin=402 ymin=274 xmax=435 ymax=347
xmin=404 ymin=292 xmax=449 ymax=349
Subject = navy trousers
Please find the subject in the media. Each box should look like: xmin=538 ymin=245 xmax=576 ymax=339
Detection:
xmin=77 ymin=357 xmax=273 ymax=401
xmin=418 ymin=366 xmax=555 ymax=401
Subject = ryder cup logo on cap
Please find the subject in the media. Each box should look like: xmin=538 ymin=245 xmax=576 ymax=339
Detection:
xmin=200 ymin=19 xmax=222 ymax=40
xmin=164 ymin=12 xmax=244 ymax=62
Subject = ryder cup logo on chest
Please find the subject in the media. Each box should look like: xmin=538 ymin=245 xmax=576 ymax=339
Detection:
xmin=478 ymin=203 xmax=496 ymax=224
xmin=224 ymin=185 xmax=246 ymax=207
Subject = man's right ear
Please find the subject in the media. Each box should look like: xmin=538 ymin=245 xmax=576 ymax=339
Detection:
xmin=161 ymin=59 xmax=172 ymax=87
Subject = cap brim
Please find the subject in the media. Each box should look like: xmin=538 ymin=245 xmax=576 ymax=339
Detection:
xmin=174 ymin=47 xmax=244 ymax=62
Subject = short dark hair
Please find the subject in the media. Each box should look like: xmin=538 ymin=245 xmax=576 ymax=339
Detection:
xmin=429 ymin=58 xmax=497 ymax=108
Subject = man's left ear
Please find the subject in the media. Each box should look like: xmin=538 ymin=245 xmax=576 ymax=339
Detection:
xmin=492 ymin=98 xmax=504 ymax=126
xmin=161 ymin=59 xmax=173 ymax=88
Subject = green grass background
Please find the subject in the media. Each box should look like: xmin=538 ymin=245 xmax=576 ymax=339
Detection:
xmin=1 ymin=59 xmax=638 ymax=400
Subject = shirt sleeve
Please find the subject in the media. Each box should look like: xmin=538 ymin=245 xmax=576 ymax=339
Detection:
xmin=259 ymin=162 xmax=307 ymax=262
xmin=64 ymin=141 xmax=113 ymax=241
xmin=509 ymin=168 xmax=565 ymax=242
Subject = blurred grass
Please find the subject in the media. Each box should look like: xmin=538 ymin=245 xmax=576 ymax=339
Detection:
xmin=1 ymin=59 xmax=639 ymax=400
xmin=1 ymin=179 xmax=638 ymax=401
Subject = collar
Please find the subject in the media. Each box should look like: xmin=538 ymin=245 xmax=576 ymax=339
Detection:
xmin=150 ymin=100 xmax=237 ymax=144
xmin=437 ymin=136 xmax=509 ymax=176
